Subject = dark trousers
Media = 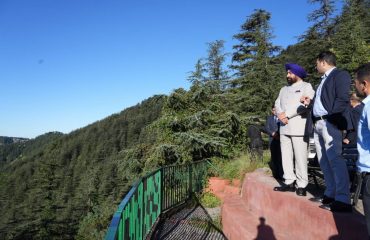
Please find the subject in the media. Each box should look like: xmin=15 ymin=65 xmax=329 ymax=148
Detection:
xmin=270 ymin=139 xmax=283 ymax=179
xmin=250 ymin=140 xmax=263 ymax=160
xmin=362 ymin=174 xmax=370 ymax=238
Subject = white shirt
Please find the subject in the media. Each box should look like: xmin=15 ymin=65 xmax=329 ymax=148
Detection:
xmin=313 ymin=67 xmax=336 ymax=117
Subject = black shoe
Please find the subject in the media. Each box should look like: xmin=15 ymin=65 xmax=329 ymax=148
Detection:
xmin=296 ymin=188 xmax=307 ymax=196
xmin=309 ymin=195 xmax=334 ymax=204
xmin=319 ymin=204 xmax=331 ymax=211
xmin=329 ymin=201 xmax=352 ymax=213
xmin=273 ymin=183 xmax=296 ymax=192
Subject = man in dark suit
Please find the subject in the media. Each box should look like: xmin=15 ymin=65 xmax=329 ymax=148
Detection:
xmin=265 ymin=107 xmax=283 ymax=180
xmin=301 ymin=51 xmax=353 ymax=212
xmin=343 ymin=93 xmax=364 ymax=145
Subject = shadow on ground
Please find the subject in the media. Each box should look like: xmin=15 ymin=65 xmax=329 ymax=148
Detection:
xmin=151 ymin=197 xmax=227 ymax=240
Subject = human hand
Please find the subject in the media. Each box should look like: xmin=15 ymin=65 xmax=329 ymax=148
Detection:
xmin=278 ymin=112 xmax=287 ymax=121
xmin=278 ymin=112 xmax=288 ymax=124
xmin=343 ymin=138 xmax=350 ymax=144
xmin=281 ymin=118 xmax=288 ymax=125
xmin=300 ymin=96 xmax=311 ymax=106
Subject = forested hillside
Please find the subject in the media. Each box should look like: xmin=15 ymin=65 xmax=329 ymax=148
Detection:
xmin=0 ymin=95 xmax=165 ymax=239
xmin=1 ymin=0 xmax=369 ymax=239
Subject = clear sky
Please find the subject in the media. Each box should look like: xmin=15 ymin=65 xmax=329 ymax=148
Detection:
xmin=0 ymin=0 xmax=343 ymax=138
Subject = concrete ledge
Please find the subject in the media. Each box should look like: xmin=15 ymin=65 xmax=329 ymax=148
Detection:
xmin=237 ymin=170 xmax=368 ymax=239
xmin=222 ymin=194 xmax=288 ymax=240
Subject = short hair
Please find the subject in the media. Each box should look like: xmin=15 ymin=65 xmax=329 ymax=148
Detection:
xmin=317 ymin=51 xmax=336 ymax=66
xmin=356 ymin=62 xmax=370 ymax=83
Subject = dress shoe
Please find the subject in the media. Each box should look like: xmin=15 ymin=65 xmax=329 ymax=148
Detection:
xmin=309 ymin=195 xmax=334 ymax=204
xmin=319 ymin=204 xmax=331 ymax=211
xmin=273 ymin=183 xmax=296 ymax=192
xmin=319 ymin=201 xmax=352 ymax=213
xmin=296 ymin=187 xmax=307 ymax=196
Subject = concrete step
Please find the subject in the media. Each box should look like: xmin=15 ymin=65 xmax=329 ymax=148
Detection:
xmin=235 ymin=169 xmax=368 ymax=240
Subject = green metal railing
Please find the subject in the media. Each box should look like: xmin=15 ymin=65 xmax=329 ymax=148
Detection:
xmin=105 ymin=160 xmax=209 ymax=240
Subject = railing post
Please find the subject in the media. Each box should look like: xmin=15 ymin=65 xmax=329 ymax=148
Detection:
xmin=161 ymin=168 xmax=164 ymax=212
xmin=188 ymin=163 xmax=192 ymax=199
xmin=142 ymin=179 xmax=145 ymax=240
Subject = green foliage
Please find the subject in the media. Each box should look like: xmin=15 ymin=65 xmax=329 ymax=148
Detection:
xmin=0 ymin=96 xmax=165 ymax=240
xmin=187 ymin=59 xmax=206 ymax=85
xmin=205 ymin=40 xmax=229 ymax=90
xmin=76 ymin=202 xmax=116 ymax=240
xmin=199 ymin=192 xmax=221 ymax=208
xmin=231 ymin=9 xmax=282 ymax=116
xmin=332 ymin=0 xmax=370 ymax=73
xmin=209 ymin=152 xmax=270 ymax=181
xmin=307 ymin=0 xmax=336 ymax=44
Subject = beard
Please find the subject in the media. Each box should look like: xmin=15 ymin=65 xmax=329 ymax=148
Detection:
xmin=287 ymin=77 xmax=297 ymax=85
xmin=355 ymin=88 xmax=366 ymax=98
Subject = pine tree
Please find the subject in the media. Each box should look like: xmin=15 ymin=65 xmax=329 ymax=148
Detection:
xmin=231 ymin=9 xmax=281 ymax=115
xmin=306 ymin=0 xmax=336 ymax=44
xmin=290 ymin=0 xmax=338 ymax=86
xmin=204 ymin=40 xmax=229 ymax=90
xmin=187 ymin=59 xmax=206 ymax=86
xmin=30 ymin=159 xmax=61 ymax=239
xmin=364 ymin=0 xmax=370 ymax=44
xmin=332 ymin=0 xmax=370 ymax=73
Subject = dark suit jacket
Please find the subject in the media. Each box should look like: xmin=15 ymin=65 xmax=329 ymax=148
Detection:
xmin=306 ymin=68 xmax=353 ymax=135
xmin=265 ymin=116 xmax=279 ymax=141
xmin=345 ymin=103 xmax=364 ymax=143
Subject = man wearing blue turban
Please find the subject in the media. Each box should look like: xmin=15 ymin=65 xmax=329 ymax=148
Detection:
xmin=273 ymin=63 xmax=315 ymax=196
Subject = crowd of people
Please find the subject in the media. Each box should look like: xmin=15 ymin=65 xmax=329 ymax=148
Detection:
xmin=261 ymin=51 xmax=370 ymax=237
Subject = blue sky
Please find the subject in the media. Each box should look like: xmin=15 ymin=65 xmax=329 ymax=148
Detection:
xmin=0 ymin=0 xmax=343 ymax=138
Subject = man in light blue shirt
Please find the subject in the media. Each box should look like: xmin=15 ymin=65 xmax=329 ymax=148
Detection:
xmin=312 ymin=67 xmax=336 ymax=118
xmin=354 ymin=62 xmax=370 ymax=238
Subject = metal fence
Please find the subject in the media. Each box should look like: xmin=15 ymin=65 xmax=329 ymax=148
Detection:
xmin=105 ymin=160 xmax=209 ymax=240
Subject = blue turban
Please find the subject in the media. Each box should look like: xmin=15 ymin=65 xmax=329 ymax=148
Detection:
xmin=285 ymin=63 xmax=307 ymax=79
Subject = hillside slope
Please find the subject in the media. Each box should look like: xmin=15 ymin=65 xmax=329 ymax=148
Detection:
xmin=0 ymin=95 xmax=165 ymax=240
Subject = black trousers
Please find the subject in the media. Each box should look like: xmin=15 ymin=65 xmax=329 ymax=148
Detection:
xmin=270 ymin=139 xmax=283 ymax=179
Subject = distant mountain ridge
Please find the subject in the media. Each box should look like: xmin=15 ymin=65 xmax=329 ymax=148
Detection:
xmin=0 ymin=136 xmax=29 ymax=145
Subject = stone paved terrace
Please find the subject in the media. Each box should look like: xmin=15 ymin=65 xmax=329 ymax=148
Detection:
xmin=222 ymin=169 xmax=367 ymax=239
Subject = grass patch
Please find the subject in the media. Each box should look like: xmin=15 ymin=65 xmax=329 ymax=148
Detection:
xmin=208 ymin=150 xmax=271 ymax=181
xmin=199 ymin=192 xmax=221 ymax=208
